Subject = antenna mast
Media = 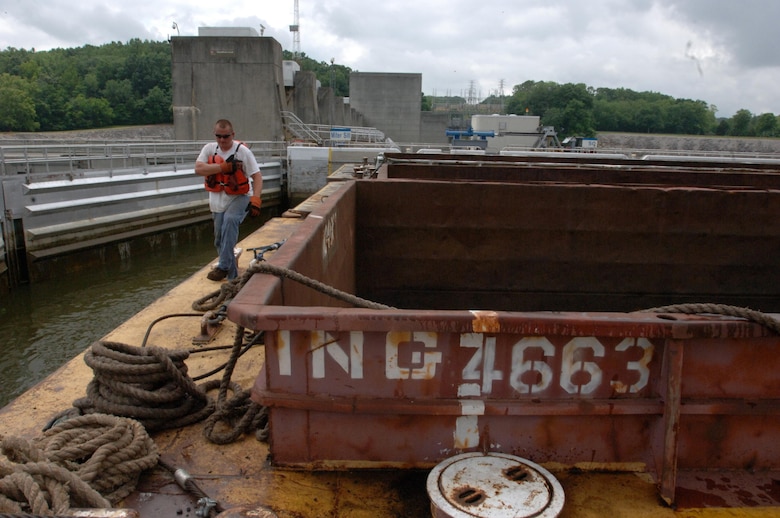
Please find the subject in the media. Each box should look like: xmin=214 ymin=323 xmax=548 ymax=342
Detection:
xmin=289 ymin=0 xmax=301 ymax=59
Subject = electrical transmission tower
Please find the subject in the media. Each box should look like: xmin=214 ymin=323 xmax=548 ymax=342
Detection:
xmin=289 ymin=0 xmax=301 ymax=59
xmin=498 ymin=79 xmax=505 ymax=113
xmin=467 ymin=80 xmax=477 ymax=105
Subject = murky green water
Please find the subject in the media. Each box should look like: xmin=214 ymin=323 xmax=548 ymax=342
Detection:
xmin=0 ymin=219 xmax=267 ymax=409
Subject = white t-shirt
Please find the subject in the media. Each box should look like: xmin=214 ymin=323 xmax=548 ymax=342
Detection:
xmin=196 ymin=141 xmax=261 ymax=213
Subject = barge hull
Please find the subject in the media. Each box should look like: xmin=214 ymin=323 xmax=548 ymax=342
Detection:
xmin=230 ymin=154 xmax=780 ymax=508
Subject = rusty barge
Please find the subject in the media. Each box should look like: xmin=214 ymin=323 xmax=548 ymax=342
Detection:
xmin=1 ymin=150 xmax=780 ymax=517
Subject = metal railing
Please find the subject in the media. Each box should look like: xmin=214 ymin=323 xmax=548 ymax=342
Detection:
xmin=0 ymin=139 xmax=288 ymax=287
xmin=281 ymin=111 xmax=324 ymax=144
xmin=0 ymin=140 xmax=288 ymax=181
xmin=280 ymin=111 xmax=386 ymax=145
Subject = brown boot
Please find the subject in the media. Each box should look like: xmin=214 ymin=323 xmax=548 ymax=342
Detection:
xmin=207 ymin=267 xmax=228 ymax=281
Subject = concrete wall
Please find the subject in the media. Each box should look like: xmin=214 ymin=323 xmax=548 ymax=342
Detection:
xmin=287 ymin=145 xmax=400 ymax=203
xmin=333 ymin=97 xmax=347 ymax=126
xmin=420 ymin=112 xmax=452 ymax=145
xmin=171 ymin=36 xmax=287 ymax=141
xmin=598 ymin=133 xmax=780 ymax=153
xmin=358 ymin=110 xmax=366 ymax=127
xmin=292 ymin=71 xmax=320 ymax=125
xmin=317 ymin=88 xmax=335 ymax=126
xmin=169 ymin=37 xmax=437 ymax=146
xmin=349 ymin=73 xmax=422 ymax=144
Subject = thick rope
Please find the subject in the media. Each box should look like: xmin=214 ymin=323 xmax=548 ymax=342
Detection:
xmin=192 ymin=282 xmax=237 ymax=312
xmin=202 ymin=327 xmax=268 ymax=445
xmin=246 ymin=262 xmax=395 ymax=309
xmin=0 ymin=259 xmax=396 ymax=515
xmin=645 ymin=302 xmax=780 ymax=334
xmin=0 ymin=414 xmax=157 ymax=515
xmin=59 ymin=336 xmax=267 ymax=445
xmin=193 ymin=262 xmax=395 ymax=312
xmin=69 ymin=341 xmax=215 ymax=432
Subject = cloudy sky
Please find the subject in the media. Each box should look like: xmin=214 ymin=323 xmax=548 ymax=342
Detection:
xmin=1 ymin=0 xmax=778 ymax=118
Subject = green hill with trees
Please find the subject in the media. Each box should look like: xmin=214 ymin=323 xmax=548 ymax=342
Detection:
xmin=0 ymin=40 xmax=171 ymax=132
xmin=0 ymin=40 xmax=777 ymax=138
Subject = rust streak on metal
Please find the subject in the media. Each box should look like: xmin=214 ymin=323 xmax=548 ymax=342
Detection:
xmin=660 ymin=339 xmax=684 ymax=506
xmin=470 ymin=310 xmax=500 ymax=333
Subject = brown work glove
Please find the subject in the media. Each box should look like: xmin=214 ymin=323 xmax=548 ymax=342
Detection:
xmin=249 ymin=196 xmax=262 ymax=217
xmin=219 ymin=159 xmax=243 ymax=174
xmin=219 ymin=160 xmax=235 ymax=174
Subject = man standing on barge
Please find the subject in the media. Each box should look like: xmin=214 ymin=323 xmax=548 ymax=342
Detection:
xmin=195 ymin=119 xmax=263 ymax=281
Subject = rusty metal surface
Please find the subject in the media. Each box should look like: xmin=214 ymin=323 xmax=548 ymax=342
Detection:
xmin=243 ymin=306 xmax=780 ymax=507
xmin=233 ymin=160 xmax=780 ymax=317
xmin=353 ymin=179 xmax=780 ymax=312
xmin=227 ymin=160 xmax=780 ymax=509
xmin=382 ymin=152 xmax=780 ymax=181
xmin=675 ymin=470 xmax=780 ymax=508
xmin=383 ymin=160 xmax=780 ymax=190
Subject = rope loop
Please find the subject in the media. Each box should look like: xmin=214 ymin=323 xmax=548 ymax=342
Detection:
xmin=192 ymin=282 xmax=241 ymax=312
xmin=246 ymin=261 xmax=395 ymax=310
xmin=646 ymin=302 xmax=780 ymax=334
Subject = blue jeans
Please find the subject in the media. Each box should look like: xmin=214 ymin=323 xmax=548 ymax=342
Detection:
xmin=212 ymin=195 xmax=249 ymax=279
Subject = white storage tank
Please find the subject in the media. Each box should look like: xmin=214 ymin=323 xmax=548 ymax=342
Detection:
xmin=472 ymin=114 xmax=541 ymax=134
xmin=468 ymin=115 xmax=547 ymax=151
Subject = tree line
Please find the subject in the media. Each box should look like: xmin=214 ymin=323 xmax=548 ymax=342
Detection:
xmin=0 ymin=41 xmax=777 ymax=139
xmin=0 ymin=40 xmax=171 ymax=132
xmin=431 ymin=81 xmax=780 ymax=139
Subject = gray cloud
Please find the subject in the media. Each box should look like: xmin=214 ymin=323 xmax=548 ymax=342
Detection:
xmin=0 ymin=0 xmax=777 ymax=117
xmin=659 ymin=0 xmax=780 ymax=68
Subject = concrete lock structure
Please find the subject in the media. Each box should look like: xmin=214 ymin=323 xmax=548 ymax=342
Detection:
xmin=170 ymin=32 xmax=425 ymax=145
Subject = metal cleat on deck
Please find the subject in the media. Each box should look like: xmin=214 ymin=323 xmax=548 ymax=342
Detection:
xmin=192 ymin=308 xmax=226 ymax=345
xmin=247 ymin=240 xmax=285 ymax=267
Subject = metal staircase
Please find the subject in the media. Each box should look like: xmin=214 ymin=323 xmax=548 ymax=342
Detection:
xmin=280 ymin=111 xmax=387 ymax=146
xmin=281 ymin=111 xmax=323 ymax=145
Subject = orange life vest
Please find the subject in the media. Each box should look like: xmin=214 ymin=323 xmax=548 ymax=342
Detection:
xmin=205 ymin=142 xmax=250 ymax=195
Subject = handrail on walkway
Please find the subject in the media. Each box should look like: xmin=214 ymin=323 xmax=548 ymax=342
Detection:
xmin=0 ymin=140 xmax=288 ymax=180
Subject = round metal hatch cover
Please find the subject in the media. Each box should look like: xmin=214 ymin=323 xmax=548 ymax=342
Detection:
xmin=427 ymin=452 xmax=565 ymax=518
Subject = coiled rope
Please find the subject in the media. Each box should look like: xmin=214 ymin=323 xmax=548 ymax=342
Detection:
xmin=0 ymin=413 xmax=157 ymax=515
xmin=69 ymin=341 xmax=215 ymax=432
xmin=49 ymin=324 xmax=268 ymax=443
xmin=646 ymin=302 xmax=780 ymax=334
xmin=189 ymin=261 xmax=395 ymax=442
xmin=3 ymin=261 xmax=388 ymax=515
xmin=1 ymin=256 xmax=397 ymax=516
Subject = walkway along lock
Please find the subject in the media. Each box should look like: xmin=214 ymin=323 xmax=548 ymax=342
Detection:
xmin=0 ymin=141 xmax=285 ymax=287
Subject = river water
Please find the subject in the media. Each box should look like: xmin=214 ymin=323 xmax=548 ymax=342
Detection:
xmin=0 ymin=219 xmax=267 ymax=409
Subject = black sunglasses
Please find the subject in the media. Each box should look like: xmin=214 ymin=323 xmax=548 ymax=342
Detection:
xmin=215 ymin=133 xmax=232 ymax=139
